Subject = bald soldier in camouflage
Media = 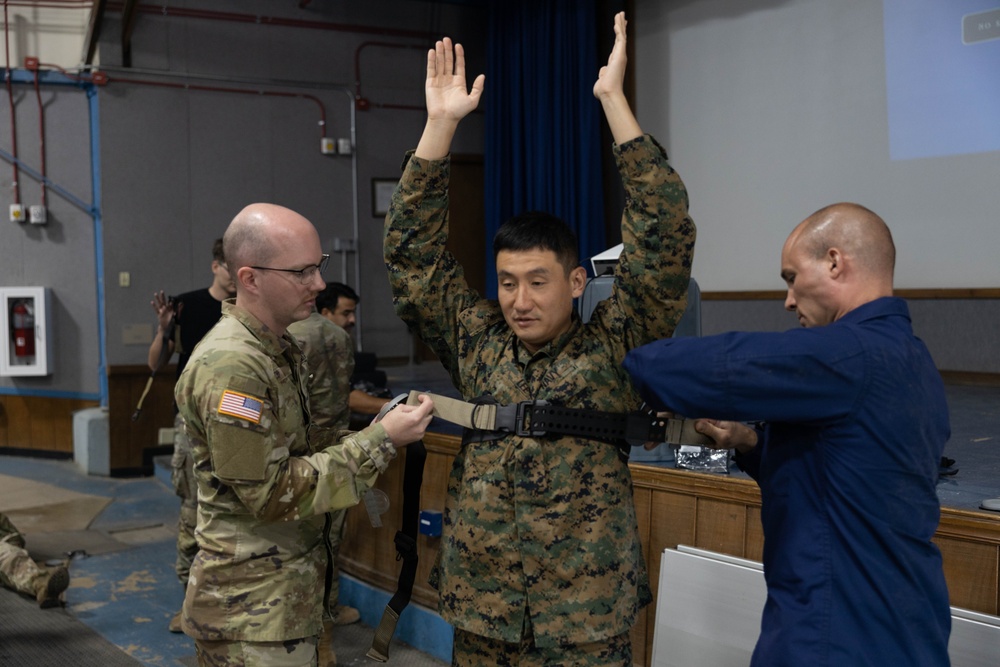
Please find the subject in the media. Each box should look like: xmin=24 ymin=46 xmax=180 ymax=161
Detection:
xmin=176 ymin=203 xmax=434 ymax=667
xmin=384 ymin=13 xmax=695 ymax=665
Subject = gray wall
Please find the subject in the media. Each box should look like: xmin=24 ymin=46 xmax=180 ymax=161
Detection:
xmin=702 ymin=298 xmax=1000 ymax=374
xmin=1 ymin=1 xmax=995 ymax=407
xmin=633 ymin=0 xmax=1000 ymax=291
xmin=97 ymin=1 xmax=487 ymax=369
xmin=0 ymin=82 xmax=101 ymax=397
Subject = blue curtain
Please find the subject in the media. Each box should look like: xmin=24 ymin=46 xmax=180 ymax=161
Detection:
xmin=484 ymin=0 xmax=605 ymax=298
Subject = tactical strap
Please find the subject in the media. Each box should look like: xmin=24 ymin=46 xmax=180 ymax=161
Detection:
xmin=131 ymin=316 xmax=176 ymax=421
xmin=367 ymin=438 xmax=426 ymax=662
xmin=405 ymin=390 xmax=712 ymax=447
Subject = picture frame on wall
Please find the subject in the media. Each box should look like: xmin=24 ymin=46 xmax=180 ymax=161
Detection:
xmin=371 ymin=178 xmax=396 ymax=217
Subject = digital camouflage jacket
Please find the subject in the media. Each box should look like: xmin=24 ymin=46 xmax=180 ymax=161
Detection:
xmin=384 ymin=135 xmax=695 ymax=646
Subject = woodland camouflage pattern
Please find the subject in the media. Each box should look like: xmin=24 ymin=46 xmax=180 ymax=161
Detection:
xmin=384 ymin=134 xmax=695 ymax=646
xmin=175 ymin=300 xmax=396 ymax=642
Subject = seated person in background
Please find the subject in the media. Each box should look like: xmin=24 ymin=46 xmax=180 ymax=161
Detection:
xmin=287 ymin=303 xmax=362 ymax=637
xmin=315 ymin=282 xmax=391 ymax=416
xmin=0 ymin=512 xmax=70 ymax=608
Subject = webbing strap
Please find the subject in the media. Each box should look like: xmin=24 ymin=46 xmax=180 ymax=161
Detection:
xmin=406 ymin=390 xmax=712 ymax=447
xmin=366 ymin=439 xmax=426 ymax=662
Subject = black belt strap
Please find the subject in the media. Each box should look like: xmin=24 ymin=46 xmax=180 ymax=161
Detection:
xmin=404 ymin=390 xmax=712 ymax=447
xmin=366 ymin=438 xmax=426 ymax=662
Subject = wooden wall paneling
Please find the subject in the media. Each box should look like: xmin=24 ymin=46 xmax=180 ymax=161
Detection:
xmin=341 ymin=431 xmax=1000 ymax=663
xmin=107 ymin=365 xmax=176 ymax=472
xmin=935 ymin=536 xmax=999 ymax=614
xmin=694 ymin=498 xmax=747 ymax=557
xmin=744 ymin=506 xmax=765 ymax=562
xmin=0 ymin=395 xmax=100 ymax=452
xmin=1 ymin=394 xmax=32 ymax=449
xmin=27 ymin=395 xmax=57 ymax=452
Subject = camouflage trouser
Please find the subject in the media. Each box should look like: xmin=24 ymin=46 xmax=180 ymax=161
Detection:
xmin=326 ymin=507 xmax=346 ymax=611
xmin=0 ymin=514 xmax=45 ymax=597
xmin=172 ymin=413 xmax=199 ymax=584
xmin=194 ymin=636 xmax=317 ymax=667
xmin=452 ymin=619 xmax=631 ymax=667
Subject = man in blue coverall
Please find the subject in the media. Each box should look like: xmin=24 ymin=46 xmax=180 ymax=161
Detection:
xmin=623 ymin=202 xmax=951 ymax=666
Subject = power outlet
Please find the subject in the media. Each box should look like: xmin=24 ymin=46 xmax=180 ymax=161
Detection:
xmin=29 ymin=205 xmax=47 ymax=225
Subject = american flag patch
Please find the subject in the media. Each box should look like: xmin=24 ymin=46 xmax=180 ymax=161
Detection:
xmin=218 ymin=390 xmax=263 ymax=423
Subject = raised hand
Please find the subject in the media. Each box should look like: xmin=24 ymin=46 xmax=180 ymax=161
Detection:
xmin=150 ymin=290 xmax=176 ymax=331
xmin=415 ymin=38 xmax=485 ymax=160
xmin=426 ymin=38 xmax=485 ymax=122
xmin=593 ymin=12 xmax=628 ymax=101
xmin=593 ymin=12 xmax=642 ymax=145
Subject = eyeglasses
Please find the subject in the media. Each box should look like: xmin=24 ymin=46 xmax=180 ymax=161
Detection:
xmin=250 ymin=254 xmax=329 ymax=285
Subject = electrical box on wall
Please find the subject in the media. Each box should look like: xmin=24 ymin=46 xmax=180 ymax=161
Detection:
xmin=0 ymin=287 xmax=52 ymax=376
xmin=29 ymin=205 xmax=47 ymax=225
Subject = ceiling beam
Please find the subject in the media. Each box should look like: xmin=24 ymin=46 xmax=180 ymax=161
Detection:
xmin=81 ymin=0 xmax=108 ymax=67
xmin=121 ymin=0 xmax=140 ymax=67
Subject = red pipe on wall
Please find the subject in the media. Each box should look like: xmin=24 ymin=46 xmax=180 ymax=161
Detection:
xmin=106 ymin=75 xmax=329 ymax=138
xmin=133 ymin=5 xmax=435 ymax=41
xmin=4 ymin=0 xmax=21 ymax=206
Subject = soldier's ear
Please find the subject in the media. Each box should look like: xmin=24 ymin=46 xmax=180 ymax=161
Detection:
xmin=237 ymin=266 xmax=259 ymax=294
xmin=569 ymin=266 xmax=587 ymax=299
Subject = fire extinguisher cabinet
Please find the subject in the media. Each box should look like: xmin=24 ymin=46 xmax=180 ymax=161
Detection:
xmin=0 ymin=287 xmax=52 ymax=377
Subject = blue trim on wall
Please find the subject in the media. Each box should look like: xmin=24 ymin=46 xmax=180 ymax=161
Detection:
xmin=0 ymin=68 xmax=107 ymax=407
xmin=0 ymin=385 xmax=101 ymax=401
xmin=339 ymin=573 xmax=453 ymax=663
xmin=87 ymin=85 xmax=109 ymax=407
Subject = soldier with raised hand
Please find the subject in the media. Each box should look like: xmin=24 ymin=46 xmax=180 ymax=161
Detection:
xmin=384 ymin=12 xmax=695 ymax=665
xmin=176 ymin=203 xmax=434 ymax=667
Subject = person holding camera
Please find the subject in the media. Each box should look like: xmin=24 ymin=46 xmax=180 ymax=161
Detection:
xmin=147 ymin=237 xmax=235 ymax=633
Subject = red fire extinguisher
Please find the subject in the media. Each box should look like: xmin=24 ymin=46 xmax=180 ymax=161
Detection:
xmin=12 ymin=300 xmax=35 ymax=357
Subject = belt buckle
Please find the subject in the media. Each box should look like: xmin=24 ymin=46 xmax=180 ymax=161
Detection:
xmin=515 ymin=400 xmax=549 ymax=437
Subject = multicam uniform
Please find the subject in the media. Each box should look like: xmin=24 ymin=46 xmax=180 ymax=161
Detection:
xmin=287 ymin=311 xmax=355 ymax=612
xmin=384 ymin=134 xmax=695 ymax=647
xmin=0 ymin=512 xmax=47 ymax=596
xmin=175 ymin=301 xmax=397 ymax=644
xmin=168 ymin=287 xmax=224 ymax=585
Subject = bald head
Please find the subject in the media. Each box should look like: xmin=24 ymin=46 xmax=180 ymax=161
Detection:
xmin=224 ymin=204 xmax=316 ymax=279
xmin=223 ymin=203 xmax=326 ymax=335
xmin=791 ymin=203 xmax=895 ymax=281
xmin=780 ymin=203 xmax=896 ymax=327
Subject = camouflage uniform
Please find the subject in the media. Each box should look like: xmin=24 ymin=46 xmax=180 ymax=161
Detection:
xmin=171 ymin=412 xmax=198 ymax=584
xmin=175 ymin=300 xmax=398 ymax=643
xmin=287 ymin=312 xmax=354 ymax=612
xmin=0 ymin=512 xmax=46 ymax=596
xmin=384 ymin=134 xmax=695 ymax=648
